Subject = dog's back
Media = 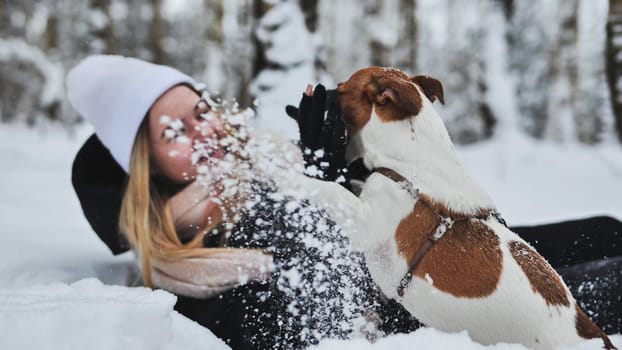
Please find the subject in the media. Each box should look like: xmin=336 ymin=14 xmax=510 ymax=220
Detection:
xmin=398 ymin=217 xmax=612 ymax=349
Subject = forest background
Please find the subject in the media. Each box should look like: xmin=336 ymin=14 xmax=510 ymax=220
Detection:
xmin=3 ymin=0 xmax=622 ymax=145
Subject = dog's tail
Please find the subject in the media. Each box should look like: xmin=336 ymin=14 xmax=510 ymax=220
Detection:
xmin=575 ymin=305 xmax=617 ymax=349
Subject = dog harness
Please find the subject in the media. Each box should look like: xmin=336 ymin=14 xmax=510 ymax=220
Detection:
xmin=370 ymin=167 xmax=507 ymax=297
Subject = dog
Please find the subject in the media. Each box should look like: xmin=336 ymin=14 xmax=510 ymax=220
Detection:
xmin=300 ymin=67 xmax=616 ymax=349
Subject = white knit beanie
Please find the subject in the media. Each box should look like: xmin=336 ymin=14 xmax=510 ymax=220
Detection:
xmin=66 ymin=55 xmax=196 ymax=173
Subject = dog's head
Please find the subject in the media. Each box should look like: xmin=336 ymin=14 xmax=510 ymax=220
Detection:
xmin=337 ymin=67 xmax=444 ymax=132
xmin=336 ymin=67 xmax=445 ymax=164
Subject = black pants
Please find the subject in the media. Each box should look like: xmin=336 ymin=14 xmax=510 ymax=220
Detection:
xmin=175 ymin=216 xmax=622 ymax=349
xmin=175 ymin=282 xmax=275 ymax=350
xmin=514 ymin=216 xmax=622 ymax=334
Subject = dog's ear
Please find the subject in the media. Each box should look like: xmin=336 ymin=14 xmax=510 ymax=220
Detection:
xmin=370 ymin=78 xmax=422 ymax=117
xmin=411 ymin=75 xmax=445 ymax=105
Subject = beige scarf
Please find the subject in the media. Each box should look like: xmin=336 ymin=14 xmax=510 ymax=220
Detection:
xmin=151 ymin=251 xmax=273 ymax=299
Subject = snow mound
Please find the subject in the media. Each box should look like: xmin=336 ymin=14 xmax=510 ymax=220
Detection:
xmin=311 ymin=328 xmax=528 ymax=350
xmin=0 ymin=278 xmax=230 ymax=350
xmin=311 ymin=327 xmax=622 ymax=350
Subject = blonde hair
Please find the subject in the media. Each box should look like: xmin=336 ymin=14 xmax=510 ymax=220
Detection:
xmin=119 ymin=117 xmax=248 ymax=287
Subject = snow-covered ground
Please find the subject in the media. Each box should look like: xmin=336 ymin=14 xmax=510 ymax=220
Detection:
xmin=0 ymin=123 xmax=620 ymax=349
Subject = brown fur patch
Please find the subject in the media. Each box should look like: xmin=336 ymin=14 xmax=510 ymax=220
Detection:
xmin=575 ymin=305 xmax=616 ymax=349
xmin=371 ymin=77 xmax=422 ymax=122
xmin=411 ymin=75 xmax=445 ymax=105
xmin=337 ymin=81 xmax=373 ymax=132
xmin=337 ymin=67 xmax=423 ymax=132
xmin=508 ymin=240 xmax=571 ymax=307
xmin=394 ymin=195 xmax=503 ymax=298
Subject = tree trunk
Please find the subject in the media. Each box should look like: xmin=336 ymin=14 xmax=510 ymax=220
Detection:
xmin=252 ymin=0 xmax=268 ymax=79
xmin=299 ymin=0 xmax=319 ymax=32
xmin=544 ymin=0 xmax=579 ymax=143
xmin=90 ymin=0 xmax=115 ymax=54
xmin=606 ymin=0 xmax=622 ymax=142
xmin=150 ymin=0 xmax=165 ymax=64
xmin=396 ymin=0 xmax=417 ymax=72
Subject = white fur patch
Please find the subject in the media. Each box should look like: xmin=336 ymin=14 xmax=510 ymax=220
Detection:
xmin=358 ymin=101 xmax=495 ymax=215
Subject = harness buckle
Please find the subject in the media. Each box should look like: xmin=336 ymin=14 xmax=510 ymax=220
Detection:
xmin=491 ymin=211 xmax=508 ymax=227
xmin=431 ymin=216 xmax=454 ymax=241
xmin=397 ymin=272 xmax=413 ymax=297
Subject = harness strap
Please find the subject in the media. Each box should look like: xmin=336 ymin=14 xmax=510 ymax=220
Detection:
xmin=370 ymin=167 xmax=506 ymax=297
xmin=396 ymin=214 xmax=463 ymax=297
xmin=373 ymin=167 xmax=420 ymax=199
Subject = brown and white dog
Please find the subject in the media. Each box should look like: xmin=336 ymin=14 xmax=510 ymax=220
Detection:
xmin=301 ymin=67 xmax=616 ymax=349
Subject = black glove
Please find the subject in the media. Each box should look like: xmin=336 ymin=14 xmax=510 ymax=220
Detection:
xmin=285 ymin=84 xmax=349 ymax=186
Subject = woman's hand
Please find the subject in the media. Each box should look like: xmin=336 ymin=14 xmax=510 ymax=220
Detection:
xmin=285 ymin=84 xmax=349 ymax=186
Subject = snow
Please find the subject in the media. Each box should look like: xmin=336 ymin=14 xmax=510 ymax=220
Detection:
xmin=161 ymin=0 xmax=202 ymax=20
xmin=0 ymin=121 xmax=619 ymax=349
xmin=312 ymin=328 xmax=529 ymax=350
xmin=457 ymin=131 xmax=622 ymax=225
xmin=0 ymin=278 xmax=228 ymax=350
xmin=312 ymin=328 xmax=622 ymax=350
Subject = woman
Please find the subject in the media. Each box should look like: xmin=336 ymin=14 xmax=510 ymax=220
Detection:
xmin=68 ymin=55 xmax=419 ymax=349
xmin=68 ymin=55 xmax=621 ymax=349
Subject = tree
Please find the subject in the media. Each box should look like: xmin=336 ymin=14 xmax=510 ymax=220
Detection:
xmin=90 ymin=0 xmax=115 ymax=55
xmin=250 ymin=0 xmax=328 ymax=138
xmin=417 ymin=0 xmax=495 ymax=144
xmin=543 ymin=0 xmax=579 ymax=143
xmin=510 ymin=0 xmax=609 ymax=143
xmin=607 ymin=0 xmax=622 ymax=142
xmin=508 ymin=1 xmax=555 ymax=139
xmin=575 ymin=0 xmax=608 ymax=143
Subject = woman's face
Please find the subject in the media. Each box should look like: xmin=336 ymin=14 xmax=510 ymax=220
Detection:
xmin=148 ymin=85 xmax=224 ymax=184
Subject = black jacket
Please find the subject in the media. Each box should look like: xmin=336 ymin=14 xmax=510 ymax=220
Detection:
xmin=72 ymin=134 xmax=622 ymax=346
xmin=72 ymin=134 xmax=129 ymax=254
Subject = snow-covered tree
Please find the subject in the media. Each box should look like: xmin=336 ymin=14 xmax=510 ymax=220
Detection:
xmin=0 ymin=0 xmax=620 ymax=145
xmin=576 ymin=0 xmax=609 ymax=143
xmin=417 ymin=0 xmax=495 ymax=144
xmin=607 ymin=0 xmax=622 ymax=142
xmin=315 ymin=0 xmax=417 ymax=79
xmin=250 ymin=0 xmax=333 ymax=139
xmin=543 ymin=0 xmax=580 ymax=143
xmin=509 ymin=0 xmax=609 ymax=143
xmin=0 ymin=38 xmax=64 ymax=125
xmin=507 ymin=0 xmax=555 ymax=139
